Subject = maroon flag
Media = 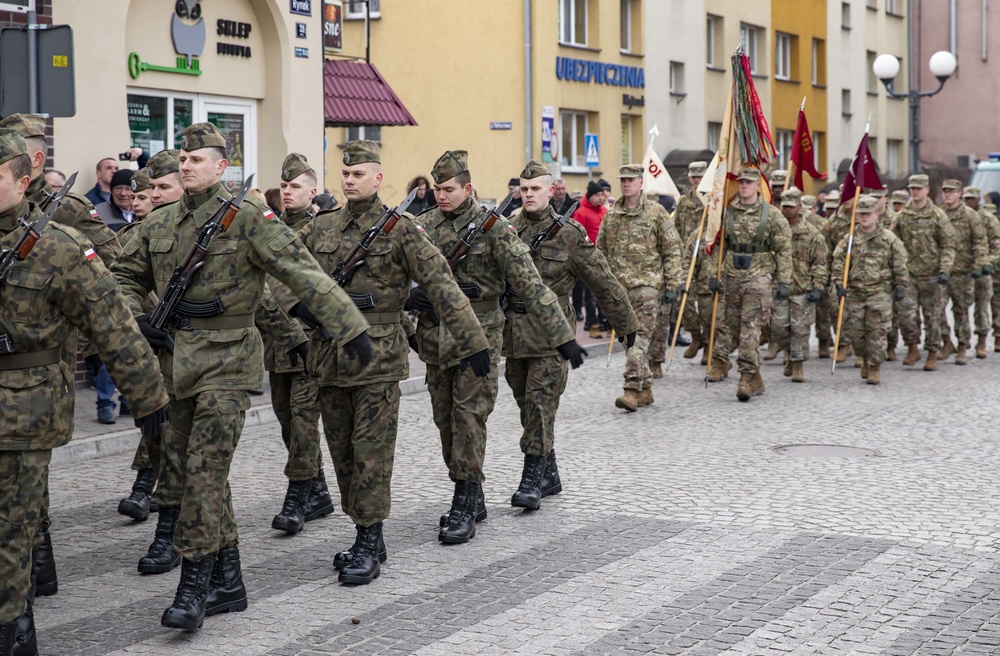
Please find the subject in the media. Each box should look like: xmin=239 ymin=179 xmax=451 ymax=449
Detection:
xmin=789 ymin=106 xmax=827 ymax=190
xmin=839 ymin=130 xmax=883 ymax=207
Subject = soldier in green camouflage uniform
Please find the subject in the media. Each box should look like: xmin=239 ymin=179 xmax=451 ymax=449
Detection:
xmin=963 ymin=186 xmax=1000 ymax=358
xmin=415 ymin=150 xmax=578 ymax=544
xmin=707 ymin=168 xmax=792 ymax=401
xmin=0 ymin=129 xmax=169 ymax=654
xmin=112 ymin=123 xmax=371 ymax=630
xmin=127 ymin=168 xmax=153 ymax=226
xmin=936 ymin=179 xmax=988 ymax=365
xmin=891 ymin=174 xmax=956 ymax=371
xmin=597 ymin=164 xmax=682 ymax=411
xmin=770 ymin=188 xmax=827 ymax=382
xmin=832 ymin=195 xmax=909 ymax=384
xmin=503 ymin=160 xmax=636 ymax=509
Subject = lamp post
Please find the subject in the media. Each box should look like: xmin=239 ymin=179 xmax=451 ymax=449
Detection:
xmin=873 ymin=51 xmax=957 ymax=174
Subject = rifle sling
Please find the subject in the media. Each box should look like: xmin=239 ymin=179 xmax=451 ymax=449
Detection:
xmin=0 ymin=347 xmax=61 ymax=371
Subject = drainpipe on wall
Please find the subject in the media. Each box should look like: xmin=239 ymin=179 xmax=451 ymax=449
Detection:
xmin=524 ymin=0 xmax=532 ymax=163
xmin=950 ymin=0 xmax=957 ymax=58
xmin=983 ymin=0 xmax=988 ymax=62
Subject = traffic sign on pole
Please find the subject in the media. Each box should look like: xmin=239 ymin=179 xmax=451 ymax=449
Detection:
xmin=585 ymin=133 xmax=599 ymax=168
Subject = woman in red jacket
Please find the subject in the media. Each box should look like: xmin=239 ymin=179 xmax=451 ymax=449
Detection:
xmin=573 ymin=182 xmax=609 ymax=337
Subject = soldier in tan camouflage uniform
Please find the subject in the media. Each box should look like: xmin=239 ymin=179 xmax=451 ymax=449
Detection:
xmin=112 ymin=122 xmax=371 ymax=631
xmin=681 ymin=226 xmax=720 ymax=366
xmin=770 ymin=188 xmax=827 ymax=382
xmin=801 ymin=195 xmax=824 ymax=230
xmin=823 ymin=190 xmax=860 ymax=364
xmin=963 ymin=186 xmax=1000 ymax=358
xmin=597 ymin=164 xmax=683 ymax=411
xmin=707 ymin=168 xmax=792 ymax=401
xmin=984 ymin=202 xmax=1000 ymax=351
xmin=936 ymin=179 xmax=988 ymax=365
xmin=832 ymin=195 xmax=909 ymax=384
xmin=0 ymin=129 xmax=169 ymax=656
xmin=674 ymin=161 xmax=707 ymax=243
xmin=503 ymin=160 xmax=636 ymax=508
xmin=889 ymin=189 xmax=909 ymax=215
xmin=891 ymin=174 xmax=956 ymax=371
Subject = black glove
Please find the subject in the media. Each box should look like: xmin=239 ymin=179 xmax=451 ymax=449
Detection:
xmin=679 ymin=283 xmax=688 ymax=296
xmin=407 ymin=334 xmax=419 ymax=354
xmin=342 ymin=332 xmax=373 ymax=368
xmin=893 ymin=286 xmax=905 ymax=302
xmin=290 ymin=302 xmax=323 ymax=331
xmin=835 ymin=283 xmax=847 ymax=298
xmin=135 ymin=407 xmax=167 ymax=443
xmin=83 ymin=353 xmax=102 ymax=378
xmin=775 ymin=283 xmax=790 ymax=300
xmin=617 ymin=331 xmax=637 ymax=349
xmin=826 ymin=274 xmax=832 ymax=288
xmin=971 ymin=268 xmax=983 ymax=279
xmin=556 ymin=340 xmax=588 ymax=369
xmin=937 ymin=273 xmax=950 ymax=285
xmin=662 ymin=290 xmax=678 ymax=304
xmin=403 ymin=287 xmax=435 ymax=313
xmin=805 ymin=288 xmax=822 ymax=303
xmin=136 ymin=315 xmax=174 ymax=353
xmin=984 ymin=264 xmax=994 ymax=275
xmin=460 ymin=348 xmax=490 ymax=377
xmin=709 ymin=277 xmax=721 ymax=293
xmin=287 ymin=342 xmax=309 ymax=374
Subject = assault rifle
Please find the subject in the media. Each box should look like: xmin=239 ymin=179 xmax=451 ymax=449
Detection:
xmin=529 ymin=201 xmax=579 ymax=251
xmin=331 ymin=187 xmax=418 ymax=288
xmin=0 ymin=172 xmax=77 ymax=283
xmin=446 ymin=192 xmax=514 ymax=270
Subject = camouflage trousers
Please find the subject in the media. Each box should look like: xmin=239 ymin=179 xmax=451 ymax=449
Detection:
xmin=899 ymin=275 xmax=945 ymax=350
xmin=845 ymin=291 xmax=892 ymax=366
xmin=130 ymin=430 xmax=161 ymax=477
xmin=504 ymin=355 xmax=569 ymax=457
xmin=648 ymin=293 xmax=699 ymax=364
xmin=623 ymin=286 xmax=660 ymax=392
xmin=815 ymin=285 xmax=834 ymax=346
xmin=939 ymin=274 xmax=975 ymax=347
xmin=0 ymin=450 xmax=49 ymax=623
xmin=994 ymin=275 xmax=1000 ymax=335
xmin=318 ymin=382 xmax=399 ymax=527
xmin=974 ymin=274 xmax=993 ymax=336
xmin=712 ymin=275 xmax=773 ymax=374
xmin=270 ymin=370 xmax=322 ymax=481
xmin=160 ymin=390 xmax=249 ymax=562
xmin=771 ymin=294 xmax=816 ymax=362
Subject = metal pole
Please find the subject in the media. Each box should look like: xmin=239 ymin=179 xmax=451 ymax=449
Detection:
xmin=524 ymin=0 xmax=532 ymax=162
xmin=27 ymin=9 xmax=38 ymax=114
xmin=908 ymin=0 xmax=916 ymax=172
xmin=910 ymin=92 xmax=920 ymax=174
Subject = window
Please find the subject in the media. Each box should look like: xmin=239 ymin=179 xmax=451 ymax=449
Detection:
xmin=887 ymin=139 xmax=903 ymax=176
xmin=740 ymin=23 xmax=762 ymax=74
xmin=842 ymin=2 xmax=851 ymax=29
xmin=886 ymin=0 xmax=902 ymax=15
xmin=620 ymin=0 xmax=631 ymax=52
xmin=620 ymin=116 xmax=633 ymax=167
xmin=868 ymin=137 xmax=878 ymax=164
xmin=346 ymin=125 xmax=381 ymax=143
xmin=706 ymin=15 xmax=721 ymax=68
xmin=812 ymin=39 xmax=826 ymax=85
xmin=707 ymin=122 xmax=722 ymax=152
xmin=559 ymin=0 xmax=587 ymax=46
xmin=866 ymin=51 xmax=878 ymax=93
xmin=842 ymin=89 xmax=852 ymax=118
xmin=669 ymin=61 xmax=685 ymax=95
xmin=775 ymin=130 xmax=794 ymax=169
xmin=867 ymin=0 xmax=877 ymax=9
xmin=560 ymin=110 xmax=589 ymax=170
xmin=812 ymin=131 xmax=825 ymax=172
xmin=345 ymin=0 xmax=380 ymax=19
xmin=775 ymin=33 xmax=792 ymax=81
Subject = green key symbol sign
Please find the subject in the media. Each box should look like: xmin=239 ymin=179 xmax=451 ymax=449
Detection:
xmin=128 ymin=52 xmax=203 ymax=79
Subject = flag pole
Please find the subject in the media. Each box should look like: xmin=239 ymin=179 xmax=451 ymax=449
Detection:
xmin=667 ymin=201 xmax=710 ymax=372
xmin=607 ymin=329 xmax=615 ymax=367
xmin=704 ymin=176 xmax=731 ymax=387
xmin=784 ymin=97 xmax=806 ymax=193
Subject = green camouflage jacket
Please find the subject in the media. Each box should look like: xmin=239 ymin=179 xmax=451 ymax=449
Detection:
xmin=28 ymin=175 xmax=120 ymax=267
xmin=891 ymin=201 xmax=956 ymax=278
xmin=833 ymin=227 xmax=909 ymax=298
xmin=503 ymin=206 xmax=637 ymax=357
xmin=944 ymin=204 xmax=989 ymax=273
xmin=596 ymin=195 xmax=684 ymax=291
xmin=265 ymin=206 xmax=315 ymax=374
xmin=788 ymin=219 xmax=828 ymax=295
xmin=673 ymin=188 xmax=705 ymax=244
xmin=718 ymin=198 xmax=792 ymax=284
xmin=0 ymin=199 xmax=168 ymax=450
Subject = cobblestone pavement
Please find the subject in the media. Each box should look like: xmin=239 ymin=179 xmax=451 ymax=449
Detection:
xmin=37 ymin=337 xmax=1000 ymax=655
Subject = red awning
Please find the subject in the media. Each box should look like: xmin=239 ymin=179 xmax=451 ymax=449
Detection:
xmin=324 ymin=60 xmax=417 ymax=128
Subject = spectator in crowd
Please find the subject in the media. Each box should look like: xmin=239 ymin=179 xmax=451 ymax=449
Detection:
xmin=265 ymin=187 xmax=284 ymax=215
xmin=313 ymin=192 xmax=339 ymax=212
xmin=407 ymin=175 xmax=437 ymax=214
xmin=550 ymin=178 xmax=574 ymax=215
xmin=502 ymin=177 xmax=523 ymax=216
xmin=94 ymin=169 xmax=135 ymax=233
xmin=44 ymin=168 xmax=66 ymax=192
xmin=86 ymin=157 xmax=119 ymax=206
xmin=598 ymin=178 xmax=614 ymax=206
xmin=573 ymin=181 xmax=611 ymax=336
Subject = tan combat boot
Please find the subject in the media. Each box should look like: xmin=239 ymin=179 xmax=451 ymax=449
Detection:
xmin=736 ymin=373 xmax=753 ymax=402
xmin=976 ymin=335 xmax=988 ymax=359
xmin=835 ymin=343 xmax=853 ymax=363
xmin=939 ymin=339 xmax=955 ymax=360
xmin=649 ymin=362 xmax=663 ymax=379
xmin=791 ymin=360 xmax=805 ymax=383
xmin=763 ymin=342 xmax=781 ymax=361
xmin=923 ymin=350 xmax=938 ymax=371
xmin=636 ymin=388 xmax=653 ymax=407
xmin=995 ymin=335 xmax=1000 ymax=353
xmin=783 ymin=356 xmax=792 ymax=377
xmin=866 ymin=363 xmax=881 ymax=385
xmin=682 ymin=332 xmax=702 ymax=359
xmin=589 ymin=325 xmax=603 ymax=339
xmin=860 ymin=361 xmax=869 ymax=379
xmin=886 ymin=345 xmax=897 ymax=361
xmin=700 ymin=352 xmax=709 ymax=366
xmin=955 ymin=344 xmax=968 ymax=365
xmin=818 ymin=340 xmax=830 ymax=359
xmin=902 ymin=343 xmax=920 ymax=366
xmin=707 ymin=358 xmax=731 ymax=382
xmin=854 ymin=355 xmax=864 ymax=368
xmin=614 ymin=389 xmax=639 ymax=412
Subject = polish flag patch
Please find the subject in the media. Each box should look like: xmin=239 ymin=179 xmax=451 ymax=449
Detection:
xmin=507 ymin=224 xmax=516 ymax=231
xmin=415 ymin=224 xmax=424 ymax=232
xmin=585 ymin=235 xmax=592 ymax=244
xmin=90 ymin=209 xmax=100 ymax=219
xmin=263 ymin=209 xmax=276 ymax=221
xmin=83 ymin=247 xmax=97 ymax=261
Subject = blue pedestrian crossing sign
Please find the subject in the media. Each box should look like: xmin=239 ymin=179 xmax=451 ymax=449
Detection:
xmin=585 ymin=133 xmax=599 ymax=168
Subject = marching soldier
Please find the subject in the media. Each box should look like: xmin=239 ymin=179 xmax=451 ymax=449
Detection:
xmin=963 ymin=186 xmax=1000 ymax=358
xmin=597 ymin=164 xmax=683 ymax=411
xmin=889 ymin=190 xmax=909 ymax=215
xmin=0 ymin=128 xmax=168 ymax=656
xmin=707 ymin=168 xmax=792 ymax=401
xmin=937 ymin=179 xmax=988 ymax=365
xmin=832 ymin=195 xmax=909 ymax=384
xmin=127 ymin=168 xmax=154 ymax=227
xmin=414 ymin=150 xmax=581 ymax=544
xmin=112 ymin=122 xmax=371 ymax=630
xmin=823 ymin=190 xmax=856 ymax=363
xmin=503 ymin=160 xmax=636 ymax=509
xmin=681 ymin=227 xmax=720 ymax=366
xmin=891 ymin=174 xmax=955 ymax=371
xmin=674 ymin=161 xmax=707 ymax=242
xmin=801 ymin=195 xmax=824 ymax=230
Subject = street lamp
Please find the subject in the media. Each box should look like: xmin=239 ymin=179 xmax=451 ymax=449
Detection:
xmin=873 ymin=51 xmax=957 ymax=175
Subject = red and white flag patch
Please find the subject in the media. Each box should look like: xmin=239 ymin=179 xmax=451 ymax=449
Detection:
xmin=263 ymin=209 xmax=276 ymax=221
xmin=415 ymin=224 xmax=424 ymax=232
xmin=83 ymin=247 xmax=97 ymax=261
xmin=90 ymin=209 xmax=100 ymax=219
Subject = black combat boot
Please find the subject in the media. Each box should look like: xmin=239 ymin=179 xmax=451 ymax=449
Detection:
xmin=161 ymin=555 xmax=216 ymax=631
xmin=271 ymin=478 xmax=311 ymax=534
xmin=439 ymin=481 xmax=480 ymax=544
xmin=439 ymin=485 xmax=487 ymax=528
xmin=31 ymin=532 xmax=56 ymax=597
xmin=540 ymin=449 xmax=562 ymax=497
xmin=138 ymin=506 xmax=182 ymax=574
xmin=304 ymin=468 xmax=335 ymax=522
xmin=333 ymin=524 xmax=388 ymax=570
xmin=205 ymin=546 xmax=248 ymax=616
xmin=0 ymin=620 xmax=16 ymax=656
xmin=118 ymin=468 xmax=156 ymax=521
xmin=12 ymin=577 xmax=36 ymax=656
xmin=338 ymin=522 xmax=385 ymax=585
xmin=510 ymin=454 xmax=546 ymax=510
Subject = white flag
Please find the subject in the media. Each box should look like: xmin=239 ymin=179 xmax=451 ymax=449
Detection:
xmin=642 ymin=143 xmax=680 ymax=199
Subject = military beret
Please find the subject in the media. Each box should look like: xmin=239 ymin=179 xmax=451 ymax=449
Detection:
xmin=907 ymin=174 xmax=930 ymax=188
xmin=780 ymin=187 xmax=802 ymax=207
xmin=147 ymin=149 xmax=179 ymax=179
xmin=342 ymin=140 xmax=380 ymax=166
xmin=130 ymin=167 xmax=151 ymax=193
xmin=963 ymin=186 xmax=981 ymax=199
xmin=890 ymin=190 xmax=910 ymax=202
xmin=769 ymin=169 xmax=788 ymax=185
xmin=180 ymin=122 xmax=227 ymax=152
xmin=856 ymin=194 xmax=878 ymax=213
xmin=0 ymin=129 xmax=27 ymax=168
xmin=941 ymin=178 xmax=963 ymax=190
xmin=618 ymin=163 xmax=643 ymax=179
xmin=801 ymin=195 xmax=817 ymax=208
xmin=519 ymin=159 xmax=550 ymax=180
xmin=281 ymin=152 xmax=314 ymax=182
xmin=110 ymin=169 xmax=134 ymax=189
xmin=736 ymin=168 xmax=760 ymax=182
xmin=431 ymin=150 xmax=468 ymax=183
xmin=688 ymin=160 xmax=708 ymax=176
xmin=0 ymin=113 xmax=46 ymax=139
